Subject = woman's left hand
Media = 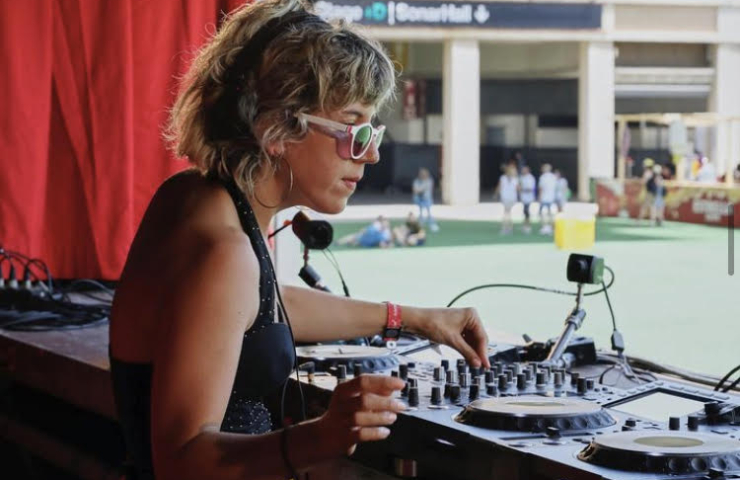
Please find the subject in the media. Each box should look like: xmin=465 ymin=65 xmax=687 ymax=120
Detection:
xmin=404 ymin=307 xmax=491 ymax=369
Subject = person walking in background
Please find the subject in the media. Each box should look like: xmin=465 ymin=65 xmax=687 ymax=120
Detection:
xmin=412 ymin=167 xmax=439 ymax=232
xmin=519 ymin=165 xmax=536 ymax=234
xmin=495 ymin=163 xmax=519 ymax=235
xmin=649 ymin=164 xmax=666 ymax=226
xmin=637 ymin=158 xmax=655 ymax=224
xmin=538 ymin=163 xmax=557 ymax=234
xmin=554 ymin=169 xmax=569 ymax=212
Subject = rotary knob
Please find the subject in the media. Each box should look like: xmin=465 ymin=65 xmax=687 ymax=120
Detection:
xmin=450 ymin=384 xmax=461 ymax=402
xmin=353 ymin=364 xmax=363 ymax=377
xmin=498 ymin=374 xmax=508 ymax=390
xmin=469 ymin=384 xmax=480 ymax=401
xmin=485 ymin=369 xmax=495 ymax=384
xmin=337 ymin=365 xmax=347 ymax=383
xmin=441 ymin=359 xmax=449 ymax=370
xmin=688 ymin=415 xmax=700 ymax=431
xmin=571 ymin=372 xmax=580 ymax=386
xmin=586 ymin=379 xmax=595 ymax=391
xmin=536 ymin=372 xmax=547 ymax=387
xmin=553 ymin=372 xmax=563 ymax=388
xmin=486 ymin=384 xmax=499 ymax=396
xmin=625 ymin=418 xmax=637 ymax=428
xmin=431 ymin=386 xmax=442 ymax=405
xmin=408 ymin=386 xmax=419 ymax=407
xmin=577 ymin=377 xmax=587 ymax=394
xmin=517 ymin=373 xmax=527 ymax=390
xmin=669 ymin=416 xmax=681 ymax=431
xmin=460 ymin=372 xmax=470 ymax=388
xmin=399 ymin=364 xmax=409 ymax=380
xmin=434 ymin=366 xmax=444 ymax=382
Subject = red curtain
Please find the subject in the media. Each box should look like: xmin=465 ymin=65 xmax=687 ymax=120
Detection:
xmin=1 ymin=0 xmax=245 ymax=280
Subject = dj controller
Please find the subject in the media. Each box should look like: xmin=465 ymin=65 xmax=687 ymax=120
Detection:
xmin=292 ymin=343 xmax=740 ymax=480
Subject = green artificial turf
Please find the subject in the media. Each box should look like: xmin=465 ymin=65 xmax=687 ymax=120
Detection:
xmin=310 ymin=218 xmax=738 ymax=378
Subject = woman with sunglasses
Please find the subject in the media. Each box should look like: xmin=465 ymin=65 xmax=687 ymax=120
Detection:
xmin=109 ymin=1 xmax=490 ymax=479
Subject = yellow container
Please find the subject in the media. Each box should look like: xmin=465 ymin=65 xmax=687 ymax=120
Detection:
xmin=554 ymin=214 xmax=595 ymax=250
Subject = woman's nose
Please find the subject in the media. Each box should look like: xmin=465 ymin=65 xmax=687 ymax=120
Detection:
xmin=357 ymin=139 xmax=380 ymax=165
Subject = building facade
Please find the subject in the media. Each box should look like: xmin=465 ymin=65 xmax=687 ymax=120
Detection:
xmin=314 ymin=0 xmax=740 ymax=203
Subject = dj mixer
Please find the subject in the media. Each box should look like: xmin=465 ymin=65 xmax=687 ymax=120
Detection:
xmin=292 ymin=344 xmax=740 ymax=480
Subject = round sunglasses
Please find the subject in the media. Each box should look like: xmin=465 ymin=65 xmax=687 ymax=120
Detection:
xmin=297 ymin=113 xmax=385 ymax=160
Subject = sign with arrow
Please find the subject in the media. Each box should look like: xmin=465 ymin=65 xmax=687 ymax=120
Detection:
xmin=312 ymin=1 xmax=602 ymax=29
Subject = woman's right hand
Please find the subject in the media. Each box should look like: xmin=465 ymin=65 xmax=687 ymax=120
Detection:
xmin=315 ymin=375 xmax=406 ymax=457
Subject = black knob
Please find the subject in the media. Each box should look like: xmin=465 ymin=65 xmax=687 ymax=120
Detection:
xmin=524 ymin=367 xmax=533 ymax=382
xmin=409 ymin=378 xmax=418 ymax=387
xmin=391 ymin=370 xmax=399 ymax=378
xmin=353 ymin=364 xmax=363 ymax=377
xmin=399 ymin=364 xmax=409 ymax=380
xmin=505 ymin=370 xmax=514 ymax=383
xmin=434 ymin=366 xmax=444 ymax=382
xmin=517 ymin=373 xmax=527 ymax=390
xmin=408 ymin=362 xmax=416 ymax=369
xmin=669 ymin=416 xmax=681 ymax=430
xmin=456 ymin=359 xmax=466 ymax=371
xmin=577 ymin=377 xmax=587 ymax=394
xmin=408 ymin=387 xmax=419 ymax=407
xmin=337 ymin=365 xmax=347 ymax=381
xmin=485 ymin=370 xmax=495 ymax=383
xmin=431 ymin=386 xmax=442 ymax=405
xmin=472 ymin=376 xmax=481 ymax=386
xmin=450 ymin=384 xmax=461 ymax=402
xmin=571 ymin=372 xmax=580 ymax=386
xmin=625 ymin=418 xmax=637 ymax=427
xmin=446 ymin=370 xmax=455 ymax=384
xmin=469 ymin=384 xmax=480 ymax=400
xmin=536 ymin=372 xmax=547 ymax=386
xmin=486 ymin=384 xmax=498 ymax=396
xmin=705 ymin=402 xmax=721 ymax=415
xmin=493 ymin=363 xmax=503 ymax=376
xmin=554 ymin=372 xmax=563 ymax=387
xmin=401 ymin=382 xmax=409 ymax=397
xmin=513 ymin=363 xmax=522 ymax=375
xmin=688 ymin=415 xmax=700 ymax=431
xmin=586 ymin=379 xmax=595 ymax=391
xmin=444 ymin=383 xmax=451 ymax=398
xmin=546 ymin=427 xmax=561 ymax=439
xmin=498 ymin=374 xmax=508 ymax=390
xmin=441 ymin=359 xmax=449 ymax=370
xmin=471 ymin=366 xmax=481 ymax=377
xmin=460 ymin=373 xmax=470 ymax=388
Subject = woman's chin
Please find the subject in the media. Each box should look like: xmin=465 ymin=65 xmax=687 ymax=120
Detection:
xmin=307 ymin=196 xmax=349 ymax=215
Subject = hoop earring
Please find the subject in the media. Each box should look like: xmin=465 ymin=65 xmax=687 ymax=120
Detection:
xmin=254 ymin=157 xmax=294 ymax=209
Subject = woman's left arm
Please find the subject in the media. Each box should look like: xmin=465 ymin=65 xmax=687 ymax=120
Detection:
xmin=281 ymin=285 xmax=491 ymax=368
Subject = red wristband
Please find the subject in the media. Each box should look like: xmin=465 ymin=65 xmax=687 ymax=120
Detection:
xmin=383 ymin=302 xmax=402 ymax=341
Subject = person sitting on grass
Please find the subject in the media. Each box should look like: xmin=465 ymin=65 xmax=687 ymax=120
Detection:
xmin=336 ymin=215 xmax=393 ymax=248
xmin=392 ymin=212 xmax=427 ymax=246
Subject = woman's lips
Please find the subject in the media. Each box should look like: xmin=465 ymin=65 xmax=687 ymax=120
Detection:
xmin=342 ymin=177 xmax=361 ymax=190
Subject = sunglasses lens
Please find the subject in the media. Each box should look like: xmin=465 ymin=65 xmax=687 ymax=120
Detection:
xmin=352 ymin=125 xmax=373 ymax=158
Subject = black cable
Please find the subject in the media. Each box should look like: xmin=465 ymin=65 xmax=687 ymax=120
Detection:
xmin=601 ymin=278 xmax=617 ymax=332
xmin=715 ymin=364 xmax=740 ymax=391
xmin=322 ymin=248 xmax=350 ymax=297
xmin=268 ymin=221 xmax=293 ymax=239
xmin=722 ymin=375 xmax=740 ymax=393
xmin=445 ymin=265 xmax=615 ymax=307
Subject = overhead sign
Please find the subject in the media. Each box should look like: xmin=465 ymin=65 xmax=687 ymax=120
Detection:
xmin=313 ymin=1 xmax=602 ymax=29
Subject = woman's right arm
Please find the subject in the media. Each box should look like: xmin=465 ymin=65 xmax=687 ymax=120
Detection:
xmin=149 ymin=235 xmax=405 ymax=480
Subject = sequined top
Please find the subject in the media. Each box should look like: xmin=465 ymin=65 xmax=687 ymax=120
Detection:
xmin=110 ymin=177 xmax=296 ymax=480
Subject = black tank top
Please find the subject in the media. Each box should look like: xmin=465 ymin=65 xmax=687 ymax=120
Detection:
xmin=110 ymin=177 xmax=296 ymax=480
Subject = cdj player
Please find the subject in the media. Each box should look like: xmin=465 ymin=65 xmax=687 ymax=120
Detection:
xmin=286 ymin=254 xmax=740 ymax=480
xmin=292 ymin=345 xmax=740 ymax=480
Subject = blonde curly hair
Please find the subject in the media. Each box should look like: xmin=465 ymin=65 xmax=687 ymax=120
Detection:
xmin=166 ymin=0 xmax=397 ymax=195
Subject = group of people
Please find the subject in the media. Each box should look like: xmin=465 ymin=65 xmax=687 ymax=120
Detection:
xmin=337 ymin=212 xmax=427 ymax=248
xmin=495 ymin=162 xmax=570 ymax=235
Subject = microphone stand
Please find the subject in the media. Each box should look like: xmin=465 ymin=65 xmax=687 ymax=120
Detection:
xmin=543 ymin=283 xmax=586 ymax=368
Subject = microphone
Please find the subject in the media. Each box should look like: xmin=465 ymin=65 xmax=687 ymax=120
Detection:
xmin=291 ymin=211 xmax=333 ymax=250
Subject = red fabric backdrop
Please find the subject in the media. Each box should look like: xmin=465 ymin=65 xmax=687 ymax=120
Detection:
xmin=1 ymin=0 xmax=244 ymax=280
